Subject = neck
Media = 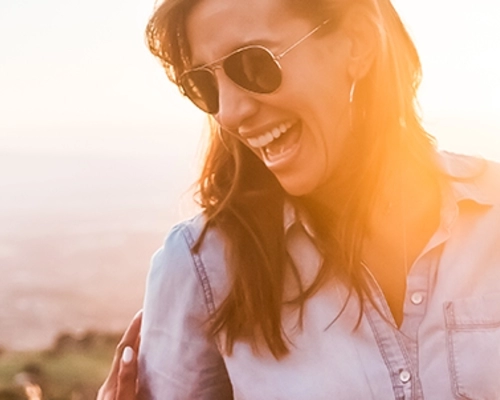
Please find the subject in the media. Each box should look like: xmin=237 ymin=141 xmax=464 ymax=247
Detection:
xmin=371 ymin=149 xmax=440 ymax=233
xmin=301 ymin=142 xmax=441 ymax=259
xmin=360 ymin=151 xmax=441 ymax=326
xmin=364 ymin=149 xmax=441 ymax=275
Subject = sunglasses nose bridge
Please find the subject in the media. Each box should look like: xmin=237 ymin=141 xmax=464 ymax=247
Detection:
xmin=210 ymin=64 xmax=223 ymax=72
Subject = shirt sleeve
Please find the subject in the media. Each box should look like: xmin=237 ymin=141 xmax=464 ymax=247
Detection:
xmin=138 ymin=222 xmax=233 ymax=400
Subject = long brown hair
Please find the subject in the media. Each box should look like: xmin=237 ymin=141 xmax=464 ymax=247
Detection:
xmin=145 ymin=0 xmax=439 ymax=358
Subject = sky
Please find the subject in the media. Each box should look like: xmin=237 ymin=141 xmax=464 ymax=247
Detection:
xmin=0 ymin=0 xmax=205 ymax=159
xmin=0 ymin=0 xmax=499 ymax=160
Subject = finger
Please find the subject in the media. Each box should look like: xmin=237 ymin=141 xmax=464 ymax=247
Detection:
xmin=119 ymin=310 xmax=142 ymax=351
xmin=97 ymin=311 xmax=143 ymax=400
xmin=108 ymin=310 xmax=143 ymax=384
xmin=116 ymin=345 xmax=138 ymax=399
xmin=96 ymin=383 xmax=115 ymax=400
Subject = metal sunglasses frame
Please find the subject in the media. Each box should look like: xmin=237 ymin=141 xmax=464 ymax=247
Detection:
xmin=179 ymin=19 xmax=331 ymax=113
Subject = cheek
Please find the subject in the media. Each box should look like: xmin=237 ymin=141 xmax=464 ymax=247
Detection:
xmin=308 ymin=86 xmax=353 ymax=183
xmin=281 ymin=66 xmax=351 ymax=125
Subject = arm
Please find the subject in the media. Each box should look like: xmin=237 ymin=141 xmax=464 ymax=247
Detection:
xmin=137 ymin=222 xmax=233 ymax=400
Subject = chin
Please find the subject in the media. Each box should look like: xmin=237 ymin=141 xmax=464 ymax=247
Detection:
xmin=278 ymin=177 xmax=318 ymax=198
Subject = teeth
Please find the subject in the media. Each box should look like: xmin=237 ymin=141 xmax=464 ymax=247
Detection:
xmin=247 ymin=121 xmax=293 ymax=149
xmin=257 ymin=134 xmax=269 ymax=148
xmin=247 ymin=137 xmax=260 ymax=148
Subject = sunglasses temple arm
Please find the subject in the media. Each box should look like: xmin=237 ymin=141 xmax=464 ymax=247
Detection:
xmin=276 ymin=19 xmax=331 ymax=60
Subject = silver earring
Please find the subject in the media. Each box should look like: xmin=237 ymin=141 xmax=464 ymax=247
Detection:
xmin=349 ymin=80 xmax=357 ymax=132
xmin=349 ymin=80 xmax=356 ymax=104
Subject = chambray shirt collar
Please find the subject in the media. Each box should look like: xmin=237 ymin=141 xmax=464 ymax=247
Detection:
xmin=283 ymin=200 xmax=297 ymax=233
xmin=283 ymin=199 xmax=317 ymax=238
xmin=439 ymin=151 xmax=499 ymax=206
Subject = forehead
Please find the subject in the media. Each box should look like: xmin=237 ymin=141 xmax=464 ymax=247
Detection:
xmin=185 ymin=0 xmax=310 ymax=63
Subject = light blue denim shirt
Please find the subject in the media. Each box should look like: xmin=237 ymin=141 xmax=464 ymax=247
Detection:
xmin=138 ymin=152 xmax=500 ymax=400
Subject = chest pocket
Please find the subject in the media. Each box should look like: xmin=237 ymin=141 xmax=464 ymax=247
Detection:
xmin=444 ymin=292 xmax=500 ymax=400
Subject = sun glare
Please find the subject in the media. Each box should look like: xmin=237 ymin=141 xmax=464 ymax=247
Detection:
xmin=0 ymin=0 xmax=498 ymax=358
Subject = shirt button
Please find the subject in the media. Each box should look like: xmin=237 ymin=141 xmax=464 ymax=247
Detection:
xmin=411 ymin=292 xmax=424 ymax=305
xmin=399 ymin=370 xmax=411 ymax=383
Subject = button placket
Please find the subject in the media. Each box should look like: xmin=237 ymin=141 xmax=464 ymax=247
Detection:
xmin=399 ymin=369 xmax=411 ymax=384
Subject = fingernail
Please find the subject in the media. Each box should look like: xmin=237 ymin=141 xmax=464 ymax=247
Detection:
xmin=134 ymin=309 xmax=143 ymax=320
xmin=122 ymin=346 xmax=134 ymax=364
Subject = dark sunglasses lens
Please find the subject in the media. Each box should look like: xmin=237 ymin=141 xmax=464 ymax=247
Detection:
xmin=224 ymin=47 xmax=282 ymax=93
xmin=180 ymin=70 xmax=219 ymax=113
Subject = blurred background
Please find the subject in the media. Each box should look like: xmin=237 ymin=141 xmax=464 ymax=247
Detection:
xmin=0 ymin=0 xmax=499 ymax=398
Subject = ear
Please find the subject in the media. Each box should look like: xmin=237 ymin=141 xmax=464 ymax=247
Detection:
xmin=340 ymin=6 xmax=379 ymax=81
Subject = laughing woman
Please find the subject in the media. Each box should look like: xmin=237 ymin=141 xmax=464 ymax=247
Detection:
xmin=98 ymin=0 xmax=500 ymax=398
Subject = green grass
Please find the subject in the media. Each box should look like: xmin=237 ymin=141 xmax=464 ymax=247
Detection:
xmin=0 ymin=332 xmax=120 ymax=400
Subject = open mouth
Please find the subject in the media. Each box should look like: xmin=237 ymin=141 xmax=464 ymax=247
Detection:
xmin=246 ymin=121 xmax=301 ymax=163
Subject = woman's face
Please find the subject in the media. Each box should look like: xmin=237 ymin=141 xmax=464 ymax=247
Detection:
xmin=185 ymin=0 xmax=354 ymax=197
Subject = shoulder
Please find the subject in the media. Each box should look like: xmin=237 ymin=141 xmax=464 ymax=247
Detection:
xmin=440 ymin=153 xmax=500 ymax=252
xmin=151 ymin=213 xmax=229 ymax=279
xmin=475 ymin=157 xmax=500 ymax=203
xmin=440 ymin=151 xmax=500 ymax=205
xmin=146 ymin=212 xmax=231 ymax=314
xmin=150 ymin=213 xmax=206 ymax=277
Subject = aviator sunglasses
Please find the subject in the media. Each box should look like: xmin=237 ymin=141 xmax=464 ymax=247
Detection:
xmin=179 ymin=19 xmax=331 ymax=114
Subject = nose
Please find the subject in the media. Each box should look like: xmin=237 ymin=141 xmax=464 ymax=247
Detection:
xmin=214 ymin=71 xmax=259 ymax=134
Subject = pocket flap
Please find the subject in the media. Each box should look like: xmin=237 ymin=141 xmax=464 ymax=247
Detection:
xmin=444 ymin=292 xmax=500 ymax=328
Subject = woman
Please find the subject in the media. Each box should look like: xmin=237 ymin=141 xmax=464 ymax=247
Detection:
xmin=99 ymin=0 xmax=500 ymax=398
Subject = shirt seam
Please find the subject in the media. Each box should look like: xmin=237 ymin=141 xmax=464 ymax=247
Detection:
xmin=181 ymin=224 xmax=217 ymax=317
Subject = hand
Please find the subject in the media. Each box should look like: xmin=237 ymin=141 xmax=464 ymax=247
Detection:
xmin=97 ymin=310 xmax=142 ymax=400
